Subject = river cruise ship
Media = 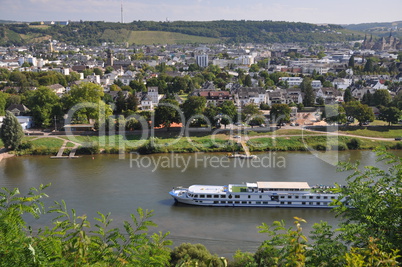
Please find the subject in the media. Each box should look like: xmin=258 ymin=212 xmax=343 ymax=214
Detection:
xmin=169 ymin=181 xmax=339 ymax=208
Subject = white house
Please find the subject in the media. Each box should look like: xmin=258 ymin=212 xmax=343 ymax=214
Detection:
xmin=0 ymin=116 xmax=33 ymax=130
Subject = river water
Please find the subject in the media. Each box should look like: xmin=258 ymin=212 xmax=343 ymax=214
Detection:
xmin=1 ymin=150 xmax=399 ymax=257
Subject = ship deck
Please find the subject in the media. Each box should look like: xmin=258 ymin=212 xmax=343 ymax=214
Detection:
xmin=188 ymin=185 xmax=227 ymax=194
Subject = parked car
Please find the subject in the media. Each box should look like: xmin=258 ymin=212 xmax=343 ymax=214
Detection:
xmin=395 ymin=137 xmax=402 ymax=141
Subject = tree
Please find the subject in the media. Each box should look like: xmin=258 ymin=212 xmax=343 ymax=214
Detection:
xmin=170 ymin=243 xmax=226 ymax=267
xmin=364 ymin=58 xmax=375 ymax=73
xmin=181 ymin=96 xmax=207 ymax=125
xmin=343 ymin=101 xmax=374 ymax=126
xmin=378 ymin=106 xmax=401 ymax=126
xmin=114 ymin=91 xmax=126 ymax=114
xmin=129 ymin=80 xmax=146 ymax=92
xmin=154 ymin=99 xmax=181 ymax=131
xmin=244 ymin=74 xmax=252 ymax=87
xmin=0 ymin=185 xmax=172 ymax=266
xmin=301 ymin=78 xmax=315 ymax=107
xmin=348 ymin=55 xmax=355 ymax=68
xmin=334 ymin=151 xmax=402 ymax=254
xmin=373 ymin=89 xmax=392 ymax=106
xmin=0 ymin=111 xmax=24 ymax=150
xmin=361 ymin=90 xmax=373 ymax=106
xmin=219 ymin=100 xmax=238 ymax=128
xmin=322 ymin=104 xmax=347 ymax=124
xmin=270 ymin=104 xmax=291 ymax=125
xmin=0 ymin=92 xmax=9 ymax=116
xmin=241 ymin=103 xmax=261 ymax=122
xmin=62 ymin=82 xmax=111 ymax=123
xmin=125 ymin=93 xmax=138 ymax=114
xmin=24 ymin=86 xmax=62 ymax=128
xmin=343 ymin=88 xmax=353 ymax=102
xmin=255 ymin=217 xmax=308 ymax=266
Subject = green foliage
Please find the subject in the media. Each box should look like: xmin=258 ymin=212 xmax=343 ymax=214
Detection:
xmin=170 ymin=243 xmax=226 ymax=267
xmin=378 ymin=106 xmax=402 ymax=126
xmin=255 ymin=217 xmax=308 ymax=266
xmin=154 ymin=99 xmax=181 ymax=130
xmin=343 ymin=101 xmax=374 ymax=125
xmin=0 ymin=111 xmax=24 ymax=150
xmin=24 ymin=86 xmax=62 ymax=128
xmin=62 ymin=82 xmax=112 ymax=123
xmin=241 ymin=103 xmax=261 ymax=122
xmin=334 ymin=150 xmax=402 ymax=254
xmin=0 ymin=21 xmax=360 ymax=47
xmin=373 ymin=89 xmax=392 ymax=106
xmin=181 ymin=96 xmax=207 ymax=124
xmin=0 ymin=185 xmax=172 ymax=266
xmin=343 ymin=88 xmax=353 ymax=103
xmin=301 ymin=78 xmax=315 ymax=107
xmin=322 ymin=104 xmax=347 ymax=124
xmin=346 ymin=138 xmax=361 ymax=150
xmin=345 ymin=237 xmax=400 ymax=267
xmin=307 ymin=221 xmax=347 ymax=266
xmin=0 ymin=92 xmax=8 ymax=116
xmin=270 ymin=104 xmax=291 ymax=125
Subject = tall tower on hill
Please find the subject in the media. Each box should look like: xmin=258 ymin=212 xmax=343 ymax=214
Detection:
xmin=121 ymin=1 xmax=124 ymax=23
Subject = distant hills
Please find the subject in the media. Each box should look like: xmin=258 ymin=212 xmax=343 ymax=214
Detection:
xmin=0 ymin=20 xmax=367 ymax=46
xmin=344 ymin=21 xmax=402 ymax=38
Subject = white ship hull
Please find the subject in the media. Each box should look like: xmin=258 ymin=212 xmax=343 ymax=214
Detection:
xmin=169 ymin=182 xmax=340 ymax=208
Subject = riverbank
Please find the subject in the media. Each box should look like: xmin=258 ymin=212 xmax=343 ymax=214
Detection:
xmin=3 ymin=127 xmax=401 ymax=157
xmin=0 ymin=148 xmax=15 ymax=161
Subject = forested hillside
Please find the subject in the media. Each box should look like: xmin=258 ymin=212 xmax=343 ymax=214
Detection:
xmin=344 ymin=21 xmax=402 ymax=38
xmin=0 ymin=20 xmax=362 ymax=46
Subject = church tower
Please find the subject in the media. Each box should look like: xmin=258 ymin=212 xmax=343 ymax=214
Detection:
xmin=106 ymin=49 xmax=114 ymax=67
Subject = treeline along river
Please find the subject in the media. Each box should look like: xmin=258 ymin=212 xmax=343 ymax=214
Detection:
xmin=1 ymin=150 xmax=400 ymax=257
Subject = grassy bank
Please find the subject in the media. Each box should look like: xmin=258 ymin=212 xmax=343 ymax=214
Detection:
xmin=3 ymin=130 xmax=401 ymax=156
xmin=340 ymin=128 xmax=402 ymax=138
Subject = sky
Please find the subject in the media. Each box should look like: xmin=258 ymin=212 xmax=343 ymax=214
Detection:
xmin=1 ymin=0 xmax=401 ymax=25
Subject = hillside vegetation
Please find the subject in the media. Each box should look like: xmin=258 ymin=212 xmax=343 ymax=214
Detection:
xmin=0 ymin=20 xmax=363 ymax=46
xmin=344 ymin=21 xmax=402 ymax=38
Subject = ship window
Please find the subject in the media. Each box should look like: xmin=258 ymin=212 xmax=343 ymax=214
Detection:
xmin=288 ymin=196 xmax=292 ymax=199
xmin=259 ymin=195 xmax=262 ymax=199
xmin=235 ymin=195 xmax=240 ymax=199
xmin=280 ymin=196 xmax=285 ymax=199
xmin=241 ymin=201 xmax=247 ymax=204
xmin=331 ymin=196 xmax=335 ymax=199
xmin=228 ymin=201 xmax=232 ymax=204
xmin=316 ymin=196 xmax=321 ymax=199
xmin=207 ymin=195 xmax=212 ymax=198
xmin=302 ymin=202 xmax=306 ymax=205
xmin=302 ymin=196 xmax=306 ymax=199
xmin=263 ymin=202 xmax=268 ymax=204
xmin=309 ymin=202 xmax=314 ymax=205
xmin=324 ymin=196 xmax=328 ymax=199
xmin=256 ymin=201 xmax=261 ymax=204
xmin=235 ymin=201 xmax=240 ymax=204
xmin=280 ymin=202 xmax=284 ymax=204
xmin=295 ymin=196 xmax=299 ymax=199
xmin=194 ymin=195 xmax=198 ymax=198
xmin=317 ymin=202 xmax=320 ymax=205
xmin=228 ymin=195 xmax=232 ymax=199
xmin=200 ymin=195 xmax=205 ymax=198
xmin=309 ymin=196 xmax=313 ymax=199
xmin=214 ymin=201 xmax=219 ymax=204
xmin=288 ymin=202 xmax=292 ymax=204
xmin=248 ymin=195 xmax=250 ymax=199
xmin=214 ymin=195 xmax=219 ymax=198
xmin=221 ymin=195 xmax=226 ymax=198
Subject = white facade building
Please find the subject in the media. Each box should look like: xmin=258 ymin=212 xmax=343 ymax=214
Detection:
xmin=196 ymin=54 xmax=209 ymax=68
